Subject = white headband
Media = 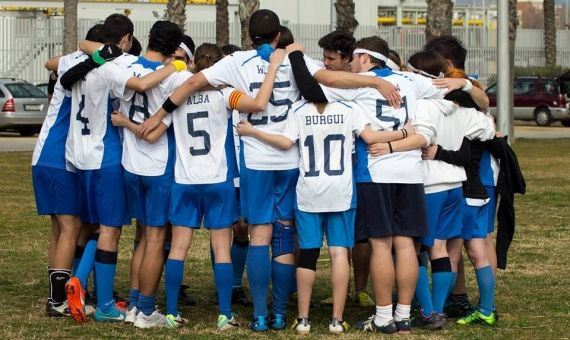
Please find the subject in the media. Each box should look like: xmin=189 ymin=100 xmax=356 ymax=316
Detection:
xmin=180 ymin=42 xmax=194 ymax=61
xmin=386 ymin=59 xmax=400 ymax=71
xmin=406 ymin=62 xmax=444 ymax=79
xmin=353 ymin=48 xmax=389 ymax=63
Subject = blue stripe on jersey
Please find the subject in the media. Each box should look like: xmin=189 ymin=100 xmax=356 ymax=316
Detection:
xmin=131 ymin=57 xmax=162 ymax=71
xmin=165 ymin=125 xmax=175 ymax=174
xmin=353 ymin=138 xmax=372 ymax=183
xmin=371 ymin=68 xmax=393 ymax=77
xmin=101 ymin=96 xmax=123 ymax=168
xmin=36 ymin=96 xmax=72 ymax=169
xmin=225 ymin=114 xmax=239 ymax=180
xmin=479 ymin=149 xmax=495 ymax=186
xmin=241 ymin=54 xmax=260 ymax=66
xmin=294 ymin=101 xmax=309 ymax=113
xmin=333 ymin=100 xmax=352 ymax=109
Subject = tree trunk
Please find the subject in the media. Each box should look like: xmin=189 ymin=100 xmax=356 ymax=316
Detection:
xmin=425 ymin=0 xmax=454 ymax=42
xmin=165 ymin=0 xmax=188 ymax=33
xmin=543 ymin=0 xmax=557 ymax=66
xmin=508 ymin=0 xmax=518 ymax=142
xmin=216 ymin=0 xmax=229 ymax=46
xmin=239 ymin=0 xmax=259 ymax=49
xmin=63 ymin=0 xmax=78 ymax=54
xmin=335 ymin=0 xmax=358 ymax=33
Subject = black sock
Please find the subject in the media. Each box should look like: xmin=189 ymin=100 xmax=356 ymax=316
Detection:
xmin=49 ymin=269 xmax=71 ymax=305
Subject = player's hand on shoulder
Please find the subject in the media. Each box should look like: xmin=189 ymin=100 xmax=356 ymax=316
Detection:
xmin=236 ymin=121 xmax=255 ymax=136
xmin=376 ymin=79 xmax=401 ymax=109
xmin=421 ymin=144 xmax=438 ymax=160
xmin=110 ymin=111 xmax=126 ymax=127
xmin=368 ymin=142 xmax=390 ymax=157
xmin=270 ymin=49 xmax=286 ymax=67
xmin=285 ymin=42 xmax=305 ymax=54
xmin=432 ymin=77 xmax=465 ymax=92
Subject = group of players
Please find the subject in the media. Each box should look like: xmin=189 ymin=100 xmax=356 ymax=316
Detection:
xmin=33 ymin=8 xmax=502 ymax=334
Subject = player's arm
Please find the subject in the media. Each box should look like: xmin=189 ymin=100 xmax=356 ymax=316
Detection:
xmin=433 ymin=78 xmax=489 ymax=110
xmin=79 ymin=40 xmax=103 ymax=55
xmin=233 ymin=49 xmax=286 ymax=112
xmin=125 ymin=61 xmax=186 ymax=93
xmin=110 ymin=111 xmax=167 ymax=144
xmin=59 ymin=45 xmax=124 ymax=90
xmin=359 ymin=122 xmax=416 ymax=144
xmin=422 ymin=137 xmax=471 ymax=167
xmin=45 ymin=57 xmax=60 ymax=72
xmin=288 ymin=51 xmax=328 ymax=103
xmin=367 ymin=134 xmax=428 ymax=157
xmin=236 ymin=121 xmax=294 ymax=150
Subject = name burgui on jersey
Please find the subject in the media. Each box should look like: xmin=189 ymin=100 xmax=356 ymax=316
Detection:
xmin=305 ymin=114 xmax=345 ymax=126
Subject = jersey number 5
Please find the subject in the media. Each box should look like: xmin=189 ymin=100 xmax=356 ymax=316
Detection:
xmin=187 ymin=111 xmax=211 ymax=156
xmin=376 ymin=96 xmax=408 ymax=130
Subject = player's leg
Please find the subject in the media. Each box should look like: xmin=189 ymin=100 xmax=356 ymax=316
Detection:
xmin=231 ymin=218 xmax=250 ymax=305
xmin=485 ymin=185 xmax=498 ymax=276
xmin=369 ymin=237 xmax=396 ymax=329
xmin=127 ymin=221 xmax=145 ymax=319
xmin=352 ymin=241 xmax=374 ymax=307
xmin=50 ymin=214 xmax=81 ymax=306
xmin=48 ymin=216 xmax=60 ymax=270
xmin=392 ymin=235 xmax=416 ymax=332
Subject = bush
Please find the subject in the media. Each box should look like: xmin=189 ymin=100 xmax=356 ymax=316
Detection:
xmin=487 ymin=66 xmax=570 ymax=87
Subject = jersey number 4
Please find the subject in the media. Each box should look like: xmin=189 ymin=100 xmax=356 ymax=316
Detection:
xmin=304 ymin=134 xmax=345 ymax=177
xmin=75 ymin=95 xmax=90 ymax=135
xmin=187 ymin=111 xmax=211 ymax=156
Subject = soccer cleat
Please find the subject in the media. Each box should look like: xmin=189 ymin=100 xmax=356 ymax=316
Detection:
xmin=165 ymin=314 xmax=188 ymax=329
xmin=354 ymin=315 xmax=398 ymax=334
xmin=232 ymin=287 xmax=252 ymax=306
xmin=94 ymin=305 xmax=126 ymax=322
xmin=354 ymin=290 xmax=375 ymax=308
xmin=217 ymin=313 xmax=240 ymax=330
xmin=46 ymin=300 xmax=70 ymax=317
xmin=292 ymin=317 xmax=311 ymax=335
xmin=412 ymin=311 xmax=447 ymax=330
xmin=133 ymin=310 xmax=166 ymax=329
xmin=124 ymin=305 xmax=138 ymax=324
xmin=395 ymin=318 xmax=412 ymax=333
xmin=84 ymin=304 xmax=96 ymax=317
xmin=457 ymin=310 xmax=497 ymax=326
xmin=444 ymin=294 xmax=473 ymax=318
xmin=329 ymin=318 xmax=350 ymax=334
xmin=270 ymin=313 xmax=286 ymax=330
xmin=249 ymin=316 xmax=269 ymax=332
xmin=65 ymin=277 xmax=86 ymax=323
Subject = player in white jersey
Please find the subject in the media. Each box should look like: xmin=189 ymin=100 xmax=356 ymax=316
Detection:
xmin=60 ymin=14 xmax=187 ymax=324
xmin=160 ymin=44 xmax=285 ymax=330
xmin=31 ymin=24 xmax=105 ymax=318
xmin=142 ymin=10 xmax=402 ymax=332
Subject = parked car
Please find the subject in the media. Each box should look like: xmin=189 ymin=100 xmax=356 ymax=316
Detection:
xmin=36 ymin=83 xmax=49 ymax=96
xmin=486 ymin=76 xmax=570 ymax=127
xmin=0 ymin=78 xmax=48 ymax=136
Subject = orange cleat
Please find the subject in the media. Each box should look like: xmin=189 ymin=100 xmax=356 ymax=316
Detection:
xmin=65 ymin=277 xmax=86 ymax=323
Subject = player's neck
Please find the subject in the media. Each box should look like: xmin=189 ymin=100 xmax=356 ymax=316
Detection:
xmin=143 ymin=50 xmax=166 ymax=62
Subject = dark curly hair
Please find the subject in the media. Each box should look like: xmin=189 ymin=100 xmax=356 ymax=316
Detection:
xmin=147 ymin=21 xmax=183 ymax=57
xmin=318 ymin=30 xmax=355 ymax=60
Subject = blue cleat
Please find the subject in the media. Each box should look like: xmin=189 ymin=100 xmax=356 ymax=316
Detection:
xmin=94 ymin=305 xmax=126 ymax=322
xmin=270 ymin=313 xmax=286 ymax=330
xmin=249 ymin=315 xmax=269 ymax=332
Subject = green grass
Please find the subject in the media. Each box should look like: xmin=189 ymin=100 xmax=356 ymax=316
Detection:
xmin=1 ymin=139 xmax=569 ymax=339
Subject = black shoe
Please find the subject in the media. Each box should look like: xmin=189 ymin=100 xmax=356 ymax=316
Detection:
xmin=232 ymin=287 xmax=252 ymax=306
xmin=444 ymin=294 xmax=473 ymax=318
xmin=46 ymin=300 xmax=70 ymax=317
xmin=412 ymin=311 xmax=447 ymax=329
xmin=355 ymin=315 xmax=398 ymax=334
xmin=395 ymin=318 xmax=411 ymax=333
xmin=178 ymin=284 xmax=196 ymax=306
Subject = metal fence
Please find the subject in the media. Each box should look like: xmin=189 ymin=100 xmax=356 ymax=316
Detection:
xmin=1 ymin=16 xmax=570 ymax=86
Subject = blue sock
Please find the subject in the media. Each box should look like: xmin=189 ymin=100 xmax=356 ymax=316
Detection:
xmin=72 ymin=246 xmax=84 ymax=275
xmin=165 ymin=259 xmax=184 ymax=316
xmin=94 ymin=249 xmax=118 ymax=313
xmin=271 ymin=260 xmax=296 ymax=316
xmin=128 ymin=289 xmax=140 ymax=309
xmin=448 ymin=271 xmax=458 ymax=299
xmin=231 ymin=239 xmax=248 ymax=288
xmin=76 ymin=238 xmax=97 ymax=289
xmin=138 ymin=294 xmax=156 ymax=316
xmin=415 ymin=255 xmax=434 ymax=316
xmin=475 ymin=266 xmax=495 ymax=316
xmin=246 ymin=245 xmax=270 ymax=318
xmin=214 ymin=263 xmax=233 ymax=318
xmin=431 ymin=257 xmax=453 ymax=314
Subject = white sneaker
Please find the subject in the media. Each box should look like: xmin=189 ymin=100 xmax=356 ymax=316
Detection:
xmin=293 ymin=318 xmax=311 ymax=335
xmin=124 ymin=306 xmax=138 ymax=324
xmin=133 ymin=310 xmax=166 ymax=329
xmin=84 ymin=304 xmax=96 ymax=317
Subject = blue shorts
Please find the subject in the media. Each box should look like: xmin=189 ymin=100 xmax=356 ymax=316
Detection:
xmin=232 ymin=187 xmax=241 ymax=224
xmin=460 ymin=202 xmax=489 ymax=240
xmin=419 ymin=187 xmax=463 ymax=247
xmin=124 ymin=171 xmax=173 ymax=227
xmin=77 ymin=166 xmax=130 ymax=227
xmin=239 ymin=165 xmax=298 ymax=225
xmin=295 ymin=209 xmax=356 ymax=249
xmin=485 ymin=186 xmax=497 ymax=234
xmin=32 ymin=165 xmax=81 ymax=215
xmin=169 ymin=180 xmax=235 ymax=229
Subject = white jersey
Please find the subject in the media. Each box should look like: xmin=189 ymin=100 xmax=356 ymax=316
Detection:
xmin=283 ymin=100 xmax=369 ymax=213
xmin=231 ymin=110 xmax=241 ymax=187
xmin=32 ymin=51 xmax=87 ymax=170
xmin=116 ymin=57 xmax=175 ymax=176
xmin=66 ymin=53 xmax=137 ymax=170
xmin=322 ymin=68 xmax=445 ymax=184
xmin=170 ymin=83 xmax=239 ymax=185
xmin=201 ymin=50 xmax=318 ymax=170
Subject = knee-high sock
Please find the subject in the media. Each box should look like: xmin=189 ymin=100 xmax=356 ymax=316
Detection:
xmin=165 ymin=259 xmax=184 ymax=316
xmin=231 ymin=238 xmax=248 ymax=288
xmin=475 ymin=266 xmax=495 ymax=316
xmin=72 ymin=246 xmax=84 ymax=275
xmin=271 ymin=260 xmax=296 ymax=316
xmin=448 ymin=271 xmax=458 ymax=299
xmin=94 ymin=249 xmax=118 ymax=313
xmin=246 ymin=245 xmax=270 ymax=318
xmin=431 ymin=257 xmax=452 ymax=314
xmin=138 ymin=294 xmax=156 ymax=316
xmin=128 ymin=289 xmax=140 ymax=309
xmin=76 ymin=236 xmax=98 ymax=289
xmin=415 ymin=254 xmax=434 ymax=316
xmin=214 ymin=263 xmax=233 ymax=318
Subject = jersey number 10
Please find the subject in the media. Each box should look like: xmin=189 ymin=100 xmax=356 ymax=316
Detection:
xmin=304 ymin=134 xmax=345 ymax=177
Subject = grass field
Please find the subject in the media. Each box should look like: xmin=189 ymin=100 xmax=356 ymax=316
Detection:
xmin=0 ymin=139 xmax=569 ymax=339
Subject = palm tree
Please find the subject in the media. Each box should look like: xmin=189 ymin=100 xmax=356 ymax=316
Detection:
xmin=425 ymin=0 xmax=454 ymax=41
xmin=63 ymin=0 xmax=78 ymax=54
xmin=165 ymin=0 xmax=187 ymax=33
xmin=239 ymin=0 xmax=259 ymax=50
xmin=216 ymin=0 xmax=229 ymax=46
xmin=543 ymin=0 xmax=557 ymax=66
xmin=335 ymin=0 xmax=358 ymax=33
